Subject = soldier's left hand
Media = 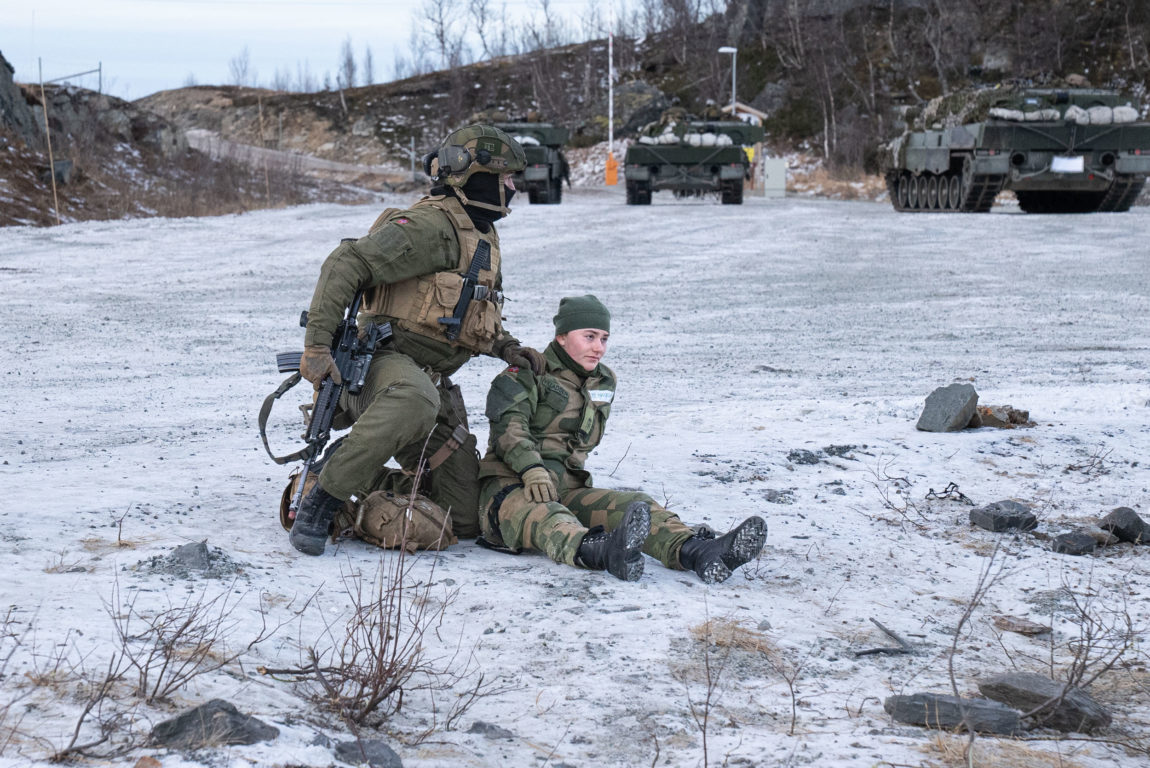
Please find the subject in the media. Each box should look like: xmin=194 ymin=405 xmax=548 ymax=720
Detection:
xmin=299 ymin=345 xmax=342 ymax=388
xmin=500 ymin=343 xmax=546 ymax=375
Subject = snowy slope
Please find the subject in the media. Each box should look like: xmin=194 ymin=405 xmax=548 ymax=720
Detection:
xmin=2 ymin=187 xmax=1149 ymax=767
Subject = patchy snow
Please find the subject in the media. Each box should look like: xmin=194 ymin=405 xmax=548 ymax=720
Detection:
xmin=2 ymin=189 xmax=1150 ymax=767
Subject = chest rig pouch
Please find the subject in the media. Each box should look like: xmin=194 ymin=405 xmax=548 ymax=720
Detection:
xmin=362 ymin=196 xmax=503 ymax=354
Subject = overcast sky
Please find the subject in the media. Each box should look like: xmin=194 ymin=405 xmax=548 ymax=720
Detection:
xmin=2 ymin=0 xmax=605 ymax=101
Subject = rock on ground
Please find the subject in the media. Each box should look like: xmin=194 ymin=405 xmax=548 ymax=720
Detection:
xmin=884 ymin=693 xmax=1022 ymax=734
xmin=978 ymin=672 xmax=1111 ymax=733
xmin=916 ymin=384 xmax=978 ymax=432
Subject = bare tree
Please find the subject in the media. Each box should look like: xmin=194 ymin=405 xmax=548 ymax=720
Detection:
xmin=363 ymin=44 xmax=375 ymax=85
xmin=469 ymin=0 xmax=495 ymax=60
xmin=228 ymin=46 xmax=256 ymax=87
xmin=295 ymin=59 xmax=317 ymax=92
xmin=421 ymin=0 xmax=469 ymax=69
xmin=339 ymin=36 xmax=358 ymax=88
xmin=271 ymin=66 xmax=292 ymax=91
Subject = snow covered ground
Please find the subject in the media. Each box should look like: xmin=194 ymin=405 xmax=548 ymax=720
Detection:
xmin=2 ymin=187 xmax=1149 ymax=767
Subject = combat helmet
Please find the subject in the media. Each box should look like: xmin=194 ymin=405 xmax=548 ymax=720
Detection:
xmin=424 ymin=124 xmax=527 ymax=215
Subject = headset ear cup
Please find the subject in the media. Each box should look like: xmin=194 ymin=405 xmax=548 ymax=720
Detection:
xmin=422 ymin=152 xmax=436 ymax=176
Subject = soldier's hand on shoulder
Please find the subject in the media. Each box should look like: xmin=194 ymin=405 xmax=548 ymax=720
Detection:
xmin=499 ymin=342 xmax=546 ymax=375
xmin=300 ymin=345 xmax=342 ymax=388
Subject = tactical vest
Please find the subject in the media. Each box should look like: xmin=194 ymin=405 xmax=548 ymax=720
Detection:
xmin=362 ymin=195 xmax=503 ymax=354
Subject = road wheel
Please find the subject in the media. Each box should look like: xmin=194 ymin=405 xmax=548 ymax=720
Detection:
xmin=948 ymin=175 xmax=962 ymax=210
xmin=897 ymin=174 xmax=910 ymax=210
xmin=549 ymin=176 xmax=563 ymax=204
xmin=926 ymin=175 xmax=939 ymax=209
xmin=908 ymin=176 xmax=921 ymax=209
xmin=938 ymin=175 xmax=950 ymax=210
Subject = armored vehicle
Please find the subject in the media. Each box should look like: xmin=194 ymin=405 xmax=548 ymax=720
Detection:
xmin=882 ymin=86 xmax=1150 ymax=213
xmin=493 ymin=122 xmax=570 ymax=204
xmin=624 ymin=113 xmax=764 ymax=205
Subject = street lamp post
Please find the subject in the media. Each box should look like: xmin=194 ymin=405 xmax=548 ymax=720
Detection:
xmin=718 ymin=46 xmax=737 ymax=117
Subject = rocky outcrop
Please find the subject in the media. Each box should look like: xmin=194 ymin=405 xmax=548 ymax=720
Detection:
xmin=34 ymin=84 xmax=187 ymax=160
xmin=0 ymin=50 xmax=39 ymax=145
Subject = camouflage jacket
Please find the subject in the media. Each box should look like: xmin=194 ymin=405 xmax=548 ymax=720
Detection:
xmin=302 ymin=198 xmax=517 ymax=375
xmin=478 ymin=341 xmax=616 ymax=491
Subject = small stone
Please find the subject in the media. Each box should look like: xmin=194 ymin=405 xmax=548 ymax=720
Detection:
xmin=763 ymin=488 xmax=795 ymax=504
xmin=1052 ymin=532 xmax=1097 ymax=556
xmin=916 ymin=383 xmax=979 ymax=433
xmin=884 ymin=693 xmax=1021 ymax=734
xmin=170 ymin=540 xmax=210 ymax=570
xmin=969 ymin=500 xmax=1037 ymax=532
xmin=334 ymin=739 xmax=403 ymax=767
xmin=468 ymin=721 xmax=514 ymax=740
xmin=978 ymin=672 xmax=1111 ymax=733
xmin=1099 ymin=507 xmax=1149 ymax=544
xmin=973 ymin=405 xmax=1033 ymax=429
xmin=991 ymin=615 xmax=1050 ymax=636
xmin=786 ymin=449 xmax=820 ymax=465
xmin=150 ymin=699 xmax=278 ymax=749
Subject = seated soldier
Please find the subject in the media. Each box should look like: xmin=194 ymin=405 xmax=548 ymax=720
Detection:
xmin=476 ymin=295 xmax=767 ymax=583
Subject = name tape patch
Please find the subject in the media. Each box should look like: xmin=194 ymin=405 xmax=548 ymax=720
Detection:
xmin=588 ymin=389 xmax=614 ymax=404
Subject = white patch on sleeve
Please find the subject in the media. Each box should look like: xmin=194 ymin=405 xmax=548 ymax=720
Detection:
xmin=588 ymin=389 xmax=614 ymax=404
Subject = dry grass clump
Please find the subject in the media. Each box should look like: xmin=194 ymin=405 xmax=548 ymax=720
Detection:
xmin=689 ymin=618 xmax=776 ymax=655
xmin=921 ymin=734 xmax=1087 ymax=768
xmin=789 ymin=164 xmax=887 ymax=201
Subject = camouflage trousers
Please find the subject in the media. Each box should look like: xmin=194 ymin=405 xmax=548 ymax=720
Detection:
xmin=317 ymin=351 xmax=481 ymax=538
xmin=478 ymin=481 xmax=695 ymax=569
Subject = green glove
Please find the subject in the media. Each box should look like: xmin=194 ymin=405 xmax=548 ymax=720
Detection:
xmin=521 ymin=466 xmax=557 ymax=503
xmin=493 ymin=338 xmax=546 ymax=375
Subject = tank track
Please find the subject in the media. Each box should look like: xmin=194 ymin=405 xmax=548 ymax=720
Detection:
xmin=1095 ymin=175 xmax=1147 ymax=212
xmin=959 ymin=173 xmax=1006 ymax=212
xmin=887 ymin=168 xmax=1004 ymax=213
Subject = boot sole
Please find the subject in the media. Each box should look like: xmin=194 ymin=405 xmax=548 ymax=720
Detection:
xmin=289 ymin=528 xmax=328 ymax=556
xmin=721 ymin=516 xmax=767 ymax=571
xmin=612 ymin=503 xmax=651 ymax=582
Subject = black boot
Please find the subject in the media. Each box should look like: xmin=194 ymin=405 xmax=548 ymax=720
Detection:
xmin=289 ymin=481 xmax=345 ymax=556
xmin=678 ymin=516 xmax=767 ymax=584
xmin=574 ymin=501 xmax=651 ymax=581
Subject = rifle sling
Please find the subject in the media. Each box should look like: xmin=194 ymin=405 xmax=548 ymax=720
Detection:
xmin=258 ymin=372 xmax=317 ymax=464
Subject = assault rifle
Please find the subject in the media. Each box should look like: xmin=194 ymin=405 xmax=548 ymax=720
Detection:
xmin=259 ymin=290 xmax=392 ymax=518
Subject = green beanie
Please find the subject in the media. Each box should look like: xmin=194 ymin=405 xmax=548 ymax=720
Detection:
xmin=553 ymin=294 xmax=611 ymax=335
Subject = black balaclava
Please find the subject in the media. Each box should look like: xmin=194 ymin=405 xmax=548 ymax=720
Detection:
xmin=458 ymin=172 xmax=515 ymax=232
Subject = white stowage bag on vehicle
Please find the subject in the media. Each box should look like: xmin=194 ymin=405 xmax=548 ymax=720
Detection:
xmin=989 ymin=108 xmax=1025 ymax=121
xmin=717 ymin=133 xmax=733 ymax=146
xmin=1024 ymin=109 xmax=1061 ymax=121
xmin=1063 ymin=105 xmax=1090 ymax=124
xmin=1113 ymin=105 xmax=1139 ymax=124
xmin=1088 ymin=106 xmax=1114 ymax=125
xmin=514 ymin=135 xmax=541 ymax=146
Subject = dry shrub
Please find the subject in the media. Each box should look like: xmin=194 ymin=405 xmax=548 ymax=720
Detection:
xmin=108 ymin=578 xmax=278 ymax=704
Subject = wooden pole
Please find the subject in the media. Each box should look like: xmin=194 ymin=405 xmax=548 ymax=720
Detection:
xmin=38 ymin=59 xmax=61 ymax=226
xmin=258 ymin=95 xmax=271 ymax=203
